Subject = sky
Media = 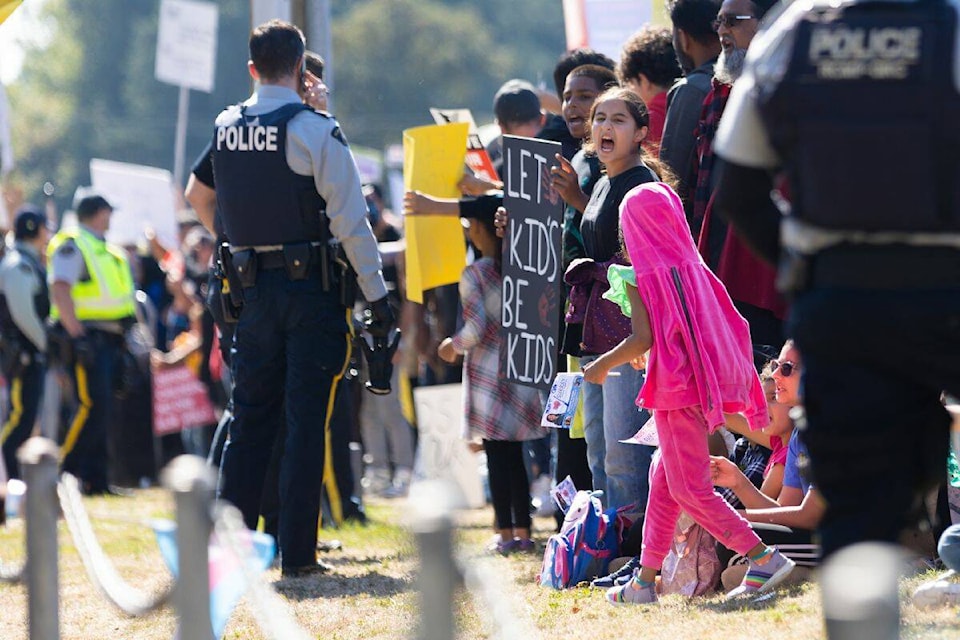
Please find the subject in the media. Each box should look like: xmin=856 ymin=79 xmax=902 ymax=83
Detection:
xmin=0 ymin=0 xmax=48 ymax=85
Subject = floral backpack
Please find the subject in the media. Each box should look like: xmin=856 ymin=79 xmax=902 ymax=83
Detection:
xmin=660 ymin=512 xmax=721 ymax=596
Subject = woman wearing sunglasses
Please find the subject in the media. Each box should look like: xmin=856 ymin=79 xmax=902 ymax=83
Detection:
xmin=711 ymin=340 xmax=825 ymax=583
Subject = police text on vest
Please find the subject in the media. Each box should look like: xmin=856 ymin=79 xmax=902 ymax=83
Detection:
xmin=216 ymin=126 xmax=279 ymax=152
xmin=808 ymin=26 xmax=922 ymax=80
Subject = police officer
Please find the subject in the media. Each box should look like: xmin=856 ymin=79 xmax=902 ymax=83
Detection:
xmin=0 ymin=206 xmax=51 ymax=479
xmin=712 ymin=0 xmax=960 ymax=559
xmin=212 ymin=20 xmax=393 ymax=578
xmin=49 ymin=194 xmax=136 ymax=495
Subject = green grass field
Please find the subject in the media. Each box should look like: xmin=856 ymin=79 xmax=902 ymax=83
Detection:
xmin=0 ymin=488 xmax=958 ymax=639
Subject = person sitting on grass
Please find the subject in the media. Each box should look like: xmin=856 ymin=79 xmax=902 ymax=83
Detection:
xmin=711 ymin=341 xmax=825 ymax=575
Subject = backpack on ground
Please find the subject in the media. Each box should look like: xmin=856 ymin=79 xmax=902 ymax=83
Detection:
xmin=538 ymin=490 xmax=627 ymax=589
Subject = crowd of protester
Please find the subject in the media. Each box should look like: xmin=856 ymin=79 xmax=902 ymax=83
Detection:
xmin=1 ymin=0 xmax=958 ymax=612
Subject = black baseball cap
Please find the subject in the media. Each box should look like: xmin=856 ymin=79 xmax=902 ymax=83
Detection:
xmin=75 ymin=194 xmax=113 ymax=220
xmin=493 ymin=79 xmax=541 ymax=126
xmin=13 ymin=205 xmax=51 ymax=240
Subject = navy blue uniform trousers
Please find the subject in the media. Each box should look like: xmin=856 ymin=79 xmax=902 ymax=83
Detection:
xmin=218 ymin=267 xmax=348 ymax=570
xmin=790 ymin=287 xmax=960 ymax=558
xmin=61 ymin=331 xmax=121 ymax=493
xmin=1 ymin=357 xmax=44 ymax=479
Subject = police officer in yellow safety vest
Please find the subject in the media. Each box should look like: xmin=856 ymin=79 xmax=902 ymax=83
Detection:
xmin=49 ymin=195 xmax=136 ymax=495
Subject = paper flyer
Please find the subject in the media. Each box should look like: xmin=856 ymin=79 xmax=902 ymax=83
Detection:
xmin=621 ymin=414 xmax=659 ymax=447
xmin=541 ymin=372 xmax=584 ymax=428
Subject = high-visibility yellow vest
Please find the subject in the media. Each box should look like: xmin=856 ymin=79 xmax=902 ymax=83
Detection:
xmin=48 ymin=227 xmax=136 ymax=321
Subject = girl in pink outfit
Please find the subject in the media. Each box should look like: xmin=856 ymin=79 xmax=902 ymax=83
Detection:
xmin=582 ymin=182 xmax=794 ymax=603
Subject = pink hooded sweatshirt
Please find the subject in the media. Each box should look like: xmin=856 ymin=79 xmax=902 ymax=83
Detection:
xmin=620 ymin=182 xmax=767 ymax=432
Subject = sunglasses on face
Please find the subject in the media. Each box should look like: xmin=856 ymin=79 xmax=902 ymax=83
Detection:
xmin=712 ymin=14 xmax=755 ymax=29
xmin=770 ymin=360 xmax=800 ymax=377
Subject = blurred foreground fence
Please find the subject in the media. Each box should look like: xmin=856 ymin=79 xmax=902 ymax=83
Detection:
xmin=0 ymin=436 xmax=536 ymax=640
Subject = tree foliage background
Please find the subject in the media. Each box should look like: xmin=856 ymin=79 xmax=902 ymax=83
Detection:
xmin=3 ymin=0 xmax=565 ymax=209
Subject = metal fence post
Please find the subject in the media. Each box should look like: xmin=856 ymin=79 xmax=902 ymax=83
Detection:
xmin=19 ymin=437 xmax=61 ymax=640
xmin=163 ymin=455 xmax=216 ymax=640
xmin=412 ymin=482 xmax=458 ymax=640
xmin=821 ymin=542 xmax=904 ymax=640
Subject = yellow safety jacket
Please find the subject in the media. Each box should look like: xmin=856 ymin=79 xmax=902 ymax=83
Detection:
xmin=48 ymin=227 xmax=136 ymax=321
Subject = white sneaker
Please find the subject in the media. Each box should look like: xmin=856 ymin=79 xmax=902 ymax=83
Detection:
xmin=913 ymin=571 xmax=960 ymax=607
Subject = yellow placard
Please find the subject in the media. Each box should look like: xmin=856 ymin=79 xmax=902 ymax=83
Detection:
xmin=402 ymin=123 xmax=469 ymax=304
xmin=0 ymin=1 xmax=22 ymax=26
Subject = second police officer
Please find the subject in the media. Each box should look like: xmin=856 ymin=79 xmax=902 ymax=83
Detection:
xmin=713 ymin=0 xmax=960 ymax=560
xmin=0 ymin=206 xmax=51 ymax=480
xmin=49 ymin=194 xmax=137 ymax=495
xmin=212 ymin=19 xmax=394 ymax=577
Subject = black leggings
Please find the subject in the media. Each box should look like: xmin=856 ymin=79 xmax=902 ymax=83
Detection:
xmin=483 ymin=439 xmax=532 ymax=531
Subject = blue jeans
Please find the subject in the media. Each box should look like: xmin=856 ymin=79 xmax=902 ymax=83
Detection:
xmin=580 ymin=355 xmax=607 ymax=499
xmin=580 ymin=355 xmax=653 ymax=511
xmin=602 ymin=361 xmax=653 ymax=512
xmin=939 ymin=524 xmax=960 ymax=573
xmin=218 ymin=267 xmax=349 ymax=570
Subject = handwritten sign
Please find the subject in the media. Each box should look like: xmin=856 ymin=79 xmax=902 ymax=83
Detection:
xmin=152 ymin=365 xmax=216 ymax=436
xmin=500 ymin=135 xmax=563 ymax=391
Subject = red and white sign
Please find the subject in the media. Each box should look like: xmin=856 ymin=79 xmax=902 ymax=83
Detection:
xmin=152 ymin=365 xmax=216 ymax=436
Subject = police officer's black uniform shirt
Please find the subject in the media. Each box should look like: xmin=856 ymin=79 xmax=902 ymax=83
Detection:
xmin=213 ymin=85 xmax=387 ymax=302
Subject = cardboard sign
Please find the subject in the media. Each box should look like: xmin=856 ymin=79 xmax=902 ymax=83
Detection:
xmin=402 ymin=123 xmax=469 ymax=303
xmin=152 ymin=365 xmax=216 ymax=436
xmin=410 ymin=383 xmax=484 ymax=509
xmin=500 ymin=135 xmax=563 ymax=391
xmin=155 ymin=0 xmax=219 ymax=93
xmin=90 ymin=158 xmax=179 ymax=250
xmin=430 ymin=107 xmax=499 ymax=184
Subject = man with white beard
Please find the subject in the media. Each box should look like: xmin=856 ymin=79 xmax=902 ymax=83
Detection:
xmin=691 ymin=0 xmax=785 ymax=360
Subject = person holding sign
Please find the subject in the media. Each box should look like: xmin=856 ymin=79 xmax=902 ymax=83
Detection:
xmin=583 ymin=182 xmax=794 ymax=604
xmin=566 ymin=87 xmax=675 ymax=514
xmin=437 ymin=206 xmax=545 ymax=555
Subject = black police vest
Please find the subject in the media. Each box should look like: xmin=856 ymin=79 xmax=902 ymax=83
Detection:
xmin=0 ymin=250 xmax=49 ymax=352
xmin=760 ymin=0 xmax=960 ymax=234
xmin=211 ymin=102 xmax=328 ymax=246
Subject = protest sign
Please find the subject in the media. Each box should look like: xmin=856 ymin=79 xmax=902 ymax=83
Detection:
xmin=152 ymin=365 xmax=216 ymax=436
xmin=411 ymin=383 xmax=484 ymax=508
xmin=430 ymin=107 xmax=499 ymax=183
xmin=402 ymin=122 xmax=469 ymax=303
xmin=500 ymin=135 xmax=563 ymax=391
xmin=90 ymin=159 xmax=179 ymax=250
xmin=0 ymin=0 xmax=21 ymax=26
xmin=563 ymin=0 xmax=662 ymax=61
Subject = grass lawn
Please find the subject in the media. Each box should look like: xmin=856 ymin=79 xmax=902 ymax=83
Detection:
xmin=0 ymin=487 xmax=958 ymax=639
